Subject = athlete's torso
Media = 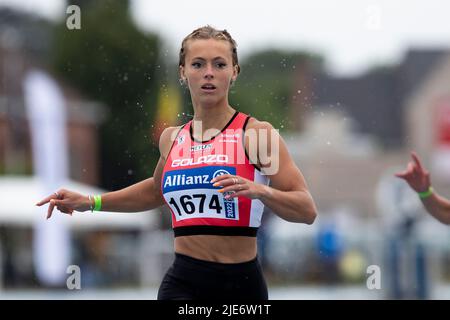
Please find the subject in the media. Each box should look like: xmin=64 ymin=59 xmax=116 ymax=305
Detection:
xmin=161 ymin=111 xmax=270 ymax=239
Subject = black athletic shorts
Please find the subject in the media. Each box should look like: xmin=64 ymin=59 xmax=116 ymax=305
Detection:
xmin=157 ymin=253 xmax=268 ymax=300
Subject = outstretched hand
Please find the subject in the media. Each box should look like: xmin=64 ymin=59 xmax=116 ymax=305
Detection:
xmin=395 ymin=152 xmax=431 ymax=193
xmin=36 ymin=189 xmax=90 ymax=219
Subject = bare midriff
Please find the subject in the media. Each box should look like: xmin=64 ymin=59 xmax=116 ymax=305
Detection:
xmin=174 ymin=235 xmax=257 ymax=263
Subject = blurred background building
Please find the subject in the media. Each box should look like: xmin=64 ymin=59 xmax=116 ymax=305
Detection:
xmin=0 ymin=7 xmax=104 ymax=183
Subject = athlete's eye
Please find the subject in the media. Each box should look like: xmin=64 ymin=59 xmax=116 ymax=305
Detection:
xmin=191 ymin=62 xmax=202 ymax=68
xmin=216 ymin=62 xmax=227 ymax=68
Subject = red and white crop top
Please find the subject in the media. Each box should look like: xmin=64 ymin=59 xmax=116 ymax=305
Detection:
xmin=161 ymin=111 xmax=270 ymax=237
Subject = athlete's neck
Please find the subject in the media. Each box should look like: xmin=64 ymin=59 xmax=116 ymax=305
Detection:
xmin=191 ymin=106 xmax=236 ymax=140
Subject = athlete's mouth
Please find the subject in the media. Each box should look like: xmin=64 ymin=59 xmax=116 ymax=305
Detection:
xmin=201 ymin=84 xmax=217 ymax=91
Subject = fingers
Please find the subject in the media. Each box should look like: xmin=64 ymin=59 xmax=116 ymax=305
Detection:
xmin=36 ymin=192 xmax=59 ymax=206
xmin=212 ymin=175 xmax=244 ymax=188
xmin=47 ymin=199 xmax=56 ymax=219
xmin=211 ymin=174 xmax=250 ymax=198
xmin=395 ymin=153 xmax=426 ymax=180
xmin=218 ymin=181 xmax=249 ymax=195
xmin=46 ymin=199 xmax=71 ymax=219
xmin=395 ymin=172 xmax=407 ymax=179
xmin=408 ymin=161 xmax=416 ymax=174
xmin=411 ymin=152 xmax=424 ymax=172
xmin=224 ymin=189 xmax=250 ymax=200
xmin=211 ymin=174 xmax=231 ymax=184
xmin=213 ymin=178 xmax=235 ymax=188
xmin=395 ymin=166 xmax=408 ymax=178
xmin=395 ymin=162 xmax=414 ymax=178
xmin=38 ymin=189 xmax=73 ymax=219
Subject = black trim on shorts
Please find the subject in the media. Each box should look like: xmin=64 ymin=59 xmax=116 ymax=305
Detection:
xmin=173 ymin=225 xmax=258 ymax=237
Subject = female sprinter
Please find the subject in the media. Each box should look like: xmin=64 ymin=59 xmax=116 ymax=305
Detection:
xmin=37 ymin=26 xmax=317 ymax=300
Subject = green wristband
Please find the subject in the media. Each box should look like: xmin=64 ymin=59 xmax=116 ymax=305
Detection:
xmin=93 ymin=195 xmax=102 ymax=211
xmin=418 ymin=187 xmax=433 ymax=199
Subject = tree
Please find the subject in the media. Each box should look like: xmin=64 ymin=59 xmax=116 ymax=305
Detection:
xmin=52 ymin=1 xmax=161 ymax=190
xmin=231 ymin=49 xmax=322 ymax=131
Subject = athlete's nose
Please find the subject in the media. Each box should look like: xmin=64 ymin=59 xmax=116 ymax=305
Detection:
xmin=204 ymin=63 xmax=214 ymax=79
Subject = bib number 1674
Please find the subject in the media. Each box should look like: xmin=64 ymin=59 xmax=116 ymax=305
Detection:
xmin=168 ymin=193 xmax=223 ymax=216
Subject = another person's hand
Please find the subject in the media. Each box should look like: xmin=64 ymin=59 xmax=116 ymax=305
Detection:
xmin=211 ymin=174 xmax=266 ymax=200
xmin=395 ymin=152 xmax=431 ymax=193
xmin=36 ymin=189 xmax=91 ymax=219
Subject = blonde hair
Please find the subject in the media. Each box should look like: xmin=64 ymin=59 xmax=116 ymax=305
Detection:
xmin=179 ymin=25 xmax=240 ymax=74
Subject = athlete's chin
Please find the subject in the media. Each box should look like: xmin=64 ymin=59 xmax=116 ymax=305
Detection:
xmin=197 ymin=96 xmax=223 ymax=107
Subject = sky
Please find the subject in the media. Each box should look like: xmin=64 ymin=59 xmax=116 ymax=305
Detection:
xmin=1 ymin=0 xmax=450 ymax=76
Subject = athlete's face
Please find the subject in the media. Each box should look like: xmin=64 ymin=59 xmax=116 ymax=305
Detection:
xmin=180 ymin=39 xmax=238 ymax=106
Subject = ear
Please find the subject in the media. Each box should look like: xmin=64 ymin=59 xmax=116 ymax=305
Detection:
xmin=231 ymin=64 xmax=239 ymax=82
xmin=179 ymin=65 xmax=186 ymax=81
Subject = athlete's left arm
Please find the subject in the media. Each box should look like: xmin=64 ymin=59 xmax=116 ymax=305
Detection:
xmin=255 ymin=121 xmax=317 ymax=224
xmin=212 ymin=120 xmax=317 ymax=224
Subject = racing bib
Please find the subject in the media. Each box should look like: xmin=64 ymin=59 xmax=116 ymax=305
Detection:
xmin=162 ymin=166 xmax=239 ymax=221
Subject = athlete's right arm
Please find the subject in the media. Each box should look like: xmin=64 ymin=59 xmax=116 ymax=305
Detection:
xmin=37 ymin=126 xmax=178 ymax=219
